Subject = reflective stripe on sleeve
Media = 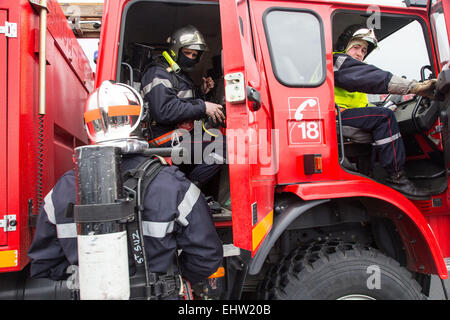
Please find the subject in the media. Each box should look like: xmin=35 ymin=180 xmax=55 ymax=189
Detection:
xmin=177 ymin=89 xmax=194 ymax=99
xmin=333 ymin=55 xmax=347 ymax=72
xmin=56 ymin=223 xmax=77 ymax=239
xmin=44 ymin=189 xmax=56 ymax=224
xmin=142 ymin=220 xmax=174 ymax=238
xmin=176 ymin=183 xmax=201 ymax=227
xmin=142 ymin=78 xmax=173 ymax=95
xmin=43 ymin=189 xmax=77 ymax=239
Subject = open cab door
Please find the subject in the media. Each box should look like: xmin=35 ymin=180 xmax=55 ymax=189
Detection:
xmin=429 ymin=0 xmax=450 ymax=72
xmin=429 ymin=0 xmax=450 ymax=168
xmin=219 ymin=0 xmax=276 ymax=255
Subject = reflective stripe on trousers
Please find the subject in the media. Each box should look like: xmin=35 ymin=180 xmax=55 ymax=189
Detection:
xmin=341 ymin=106 xmax=405 ymax=174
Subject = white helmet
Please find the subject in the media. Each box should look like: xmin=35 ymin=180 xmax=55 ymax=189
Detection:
xmin=346 ymin=28 xmax=378 ymax=57
xmin=83 ymin=80 xmax=148 ymax=153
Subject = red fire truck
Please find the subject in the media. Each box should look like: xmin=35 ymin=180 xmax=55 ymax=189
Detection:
xmin=98 ymin=0 xmax=448 ymax=300
xmin=0 ymin=0 xmax=93 ymax=289
xmin=2 ymin=0 xmax=450 ymax=300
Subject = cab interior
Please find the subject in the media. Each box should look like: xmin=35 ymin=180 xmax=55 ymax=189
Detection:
xmin=116 ymin=0 xmax=223 ymax=100
xmin=332 ymin=10 xmax=447 ymax=199
xmin=116 ymin=0 xmax=229 ymax=208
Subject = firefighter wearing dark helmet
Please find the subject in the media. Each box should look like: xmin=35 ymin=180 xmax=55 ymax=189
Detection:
xmin=140 ymin=25 xmax=226 ymax=187
xmin=333 ymin=27 xmax=436 ymax=198
xmin=27 ymin=81 xmax=223 ymax=299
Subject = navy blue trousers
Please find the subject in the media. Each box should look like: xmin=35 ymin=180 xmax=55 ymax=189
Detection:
xmin=341 ymin=106 xmax=405 ymax=175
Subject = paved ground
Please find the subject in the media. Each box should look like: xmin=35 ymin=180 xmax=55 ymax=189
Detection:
xmin=429 ymin=276 xmax=450 ymax=300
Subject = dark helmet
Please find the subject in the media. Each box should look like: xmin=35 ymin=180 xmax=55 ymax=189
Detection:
xmin=167 ymin=25 xmax=208 ymax=61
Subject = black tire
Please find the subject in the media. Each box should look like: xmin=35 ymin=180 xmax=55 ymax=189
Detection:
xmin=259 ymin=240 xmax=425 ymax=300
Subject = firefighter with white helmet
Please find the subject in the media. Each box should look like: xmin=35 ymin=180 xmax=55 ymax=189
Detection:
xmin=83 ymin=80 xmax=148 ymax=152
xmin=334 ymin=26 xmax=436 ymax=198
xmin=344 ymin=28 xmax=378 ymax=58
xmin=28 ymin=80 xmax=223 ymax=299
xmin=140 ymin=25 xmax=226 ymax=188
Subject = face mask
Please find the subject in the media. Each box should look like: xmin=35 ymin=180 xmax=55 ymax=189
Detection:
xmin=177 ymin=51 xmax=198 ymax=72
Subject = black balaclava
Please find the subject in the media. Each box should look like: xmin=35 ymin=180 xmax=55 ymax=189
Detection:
xmin=177 ymin=49 xmax=201 ymax=72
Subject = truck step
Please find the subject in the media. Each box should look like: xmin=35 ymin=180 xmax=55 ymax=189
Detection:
xmin=212 ymin=208 xmax=232 ymax=221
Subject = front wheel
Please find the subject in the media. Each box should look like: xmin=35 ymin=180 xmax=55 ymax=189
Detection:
xmin=259 ymin=240 xmax=425 ymax=300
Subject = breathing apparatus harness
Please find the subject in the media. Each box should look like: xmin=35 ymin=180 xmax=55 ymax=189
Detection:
xmin=71 ymin=152 xmax=191 ymax=300
xmin=122 ymin=154 xmax=192 ymax=300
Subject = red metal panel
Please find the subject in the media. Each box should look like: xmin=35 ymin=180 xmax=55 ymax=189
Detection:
xmin=280 ymin=180 xmax=448 ymax=279
xmin=1 ymin=0 xmax=21 ymax=272
xmin=0 ymin=10 xmax=7 ymax=246
xmin=427 ymin=214 xmax=450 ymax=259
xmin=0 ymin=0 xmax=92 ymax=273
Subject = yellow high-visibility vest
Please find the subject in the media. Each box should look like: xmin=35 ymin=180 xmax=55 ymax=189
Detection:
xmin=333 ymin=52 xmax=369 ymax=109
xmin=334 ymin=86 xmax=369 ymax=109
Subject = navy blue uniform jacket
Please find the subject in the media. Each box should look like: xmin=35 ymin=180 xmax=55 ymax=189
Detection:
xmin=27 ymin=155 xmax=223 ymax=284
xmin=333 ymin=53 xmax=393 ymax=94
xmin=141 ymin=57 xmax=206 ymax=144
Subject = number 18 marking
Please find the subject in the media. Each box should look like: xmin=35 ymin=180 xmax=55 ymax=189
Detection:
xmin=289 ymin=120 xmax=322 ymax=144
xmin=298 ymin=121 xmax=320 ymax=140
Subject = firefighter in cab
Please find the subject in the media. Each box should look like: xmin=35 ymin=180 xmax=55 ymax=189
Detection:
xmin=333 ymin=27 xmax=436 ymax=198
xmin=27 ymin=80 xmax=223 ymax=300
xmin=140 ymin=25 xmax=226 ymax=188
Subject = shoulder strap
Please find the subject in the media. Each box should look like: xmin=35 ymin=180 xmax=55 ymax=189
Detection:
xmin=123 ymin=156 xmax=166 ymax=270
xmin=123 ymin=156 xmax=166 ymax=206
xmin=138 ymin=159 xmax=165 ymax=203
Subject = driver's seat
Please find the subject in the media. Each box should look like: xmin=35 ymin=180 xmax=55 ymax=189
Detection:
xmin=342 ymin=126 xmax=373 ymax=144
xmin=339 ymin=124 xmax=374 ymax=175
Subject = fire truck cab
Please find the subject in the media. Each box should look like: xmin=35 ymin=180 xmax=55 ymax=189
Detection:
xmin=96 ymin=0 xmax=450 ymax=299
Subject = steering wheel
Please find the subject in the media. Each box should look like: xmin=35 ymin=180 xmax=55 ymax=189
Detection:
xmin=412 ymin=65 xmax=434 ymax=132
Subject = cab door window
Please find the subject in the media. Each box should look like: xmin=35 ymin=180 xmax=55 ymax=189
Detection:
xmin=263 ymin=9 xmax=326 ymax=87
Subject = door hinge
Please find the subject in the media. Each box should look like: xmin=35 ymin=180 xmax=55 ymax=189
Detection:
xmin=0 ymin=215 xmax=17 ymax=232
xmin=0 ymin=22 xmax=17 ymax=38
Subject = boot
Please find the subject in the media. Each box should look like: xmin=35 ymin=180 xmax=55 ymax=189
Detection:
xmin=385 ymin=170 xmax=429 ymax=198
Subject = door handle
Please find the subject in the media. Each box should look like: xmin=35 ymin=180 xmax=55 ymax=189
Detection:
xmin=247 ymin=86 xmax=261 ymax=111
